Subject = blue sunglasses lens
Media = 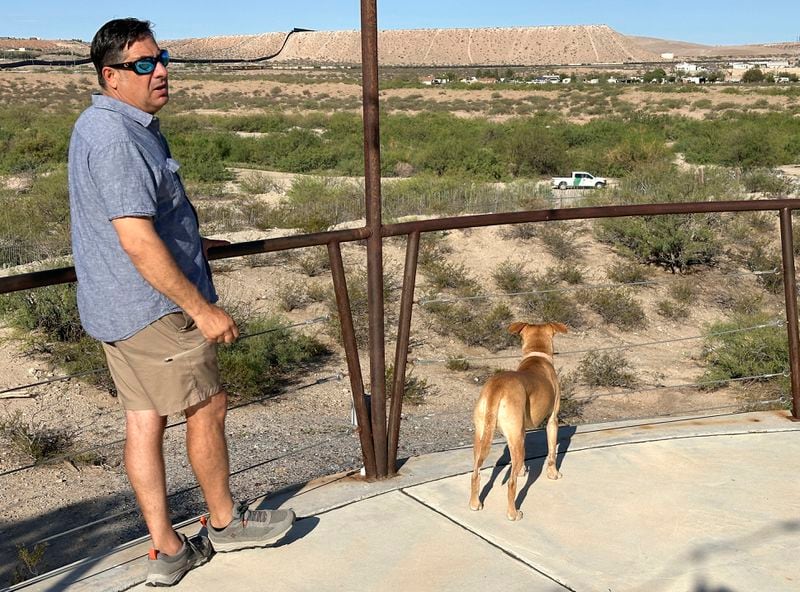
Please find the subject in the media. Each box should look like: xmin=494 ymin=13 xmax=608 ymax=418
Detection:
xmin=132 ymin=50 xmax=169 ymax=74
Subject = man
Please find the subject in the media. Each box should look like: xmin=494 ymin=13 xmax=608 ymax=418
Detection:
xmin=68 ymin=18 xmax=294 ymax=587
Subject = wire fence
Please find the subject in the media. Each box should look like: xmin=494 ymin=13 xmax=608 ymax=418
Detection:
xmin=412 ymin=318 xmax=786 ymax=366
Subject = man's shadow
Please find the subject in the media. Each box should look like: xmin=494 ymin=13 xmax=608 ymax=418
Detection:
xmin=478 ymin=425 xmax=576 ymax=509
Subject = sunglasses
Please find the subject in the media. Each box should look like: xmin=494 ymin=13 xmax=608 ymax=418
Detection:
xmin=106 ymin=49 xmax=169 ymax=75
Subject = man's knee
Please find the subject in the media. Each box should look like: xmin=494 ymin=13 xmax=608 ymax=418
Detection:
xmin=185 ymin=390 xmax=228 ymax=422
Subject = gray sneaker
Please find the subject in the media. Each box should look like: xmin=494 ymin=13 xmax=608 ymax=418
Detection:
xmin=145 ymin=532 xmax=212 ymax=587
xmin=206 ymin=501 xmax=296 ymax=552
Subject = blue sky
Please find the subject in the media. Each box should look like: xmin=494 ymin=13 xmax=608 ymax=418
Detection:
xmin=2 ymin=1 xmax=798 ymax=46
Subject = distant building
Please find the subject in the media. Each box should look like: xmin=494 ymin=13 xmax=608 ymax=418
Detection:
xmin=660 ymin=52 xmax=675 ymax=60
xmin=675 ymin=62 xmax=699 ymax=73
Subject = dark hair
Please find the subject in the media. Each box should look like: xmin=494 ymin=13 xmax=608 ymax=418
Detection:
xmin=90 ymin=18 xmax=156 ymax=87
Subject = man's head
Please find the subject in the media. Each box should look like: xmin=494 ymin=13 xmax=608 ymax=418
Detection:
xmin=90 ymin=18 xmax=169 ymax=114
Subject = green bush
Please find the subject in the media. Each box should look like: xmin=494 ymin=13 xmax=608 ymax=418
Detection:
xmin=701 ymin=314 xmax=788 ymax=386
xmin=578 ymin=351 xmax=638 ymax=387
xmin=218 ymin=315 xmax=328 ymax=400
xmin=493 ymin=261 xmax=527 ymax=293
xmin=606 ymin=260 xmax=651 ymax=285
xmin=595 ymin=164 xmax=723 ymax=272
xmin=656 ymin=299 xmax=689 ymax=320
xmin=423 ymin=300 xmax=516 ymax=352
xmin=584 ymin=287 xmax=647 ymax=330
xmin=386 ymin=364 xmax=435 ymax=406
xmin=519 ymin=271 xmax=583 ymax=328
xmin=324 ymin=268 xmax=399 ymax=348
xmin=0 ymin=410 xmax=74 ymax=463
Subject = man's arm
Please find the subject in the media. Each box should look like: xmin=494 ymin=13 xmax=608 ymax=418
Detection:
xmin=112 ymin=216 xmax=238 ymax=343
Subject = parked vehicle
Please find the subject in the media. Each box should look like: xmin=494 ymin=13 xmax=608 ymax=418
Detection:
xmin=551 ymin=171 xmax=607 ymax=189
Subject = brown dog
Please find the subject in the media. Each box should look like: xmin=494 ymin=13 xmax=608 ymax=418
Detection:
xmin=469 ymin=321 xmax=567 ymax=520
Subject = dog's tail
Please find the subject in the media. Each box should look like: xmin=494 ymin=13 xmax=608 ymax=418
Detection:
xmin=473 ymin=391 xmax=498 ymax=461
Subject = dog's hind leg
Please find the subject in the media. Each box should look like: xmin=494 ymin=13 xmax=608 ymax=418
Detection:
xmin=545 ymin=407 xmax=562 ymax=480
xmin=505 ymin=428 xmax=525 ymax=521
xmin=469 ymin=416 xmax=494 ymax=511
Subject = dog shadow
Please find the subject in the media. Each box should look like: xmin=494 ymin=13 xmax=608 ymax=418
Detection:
xmin=478 ymin=425 xmax=577 ymax=509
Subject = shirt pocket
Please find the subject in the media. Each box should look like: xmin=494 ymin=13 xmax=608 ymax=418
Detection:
xmin=157 ymin=158 xmax=185 ymax=215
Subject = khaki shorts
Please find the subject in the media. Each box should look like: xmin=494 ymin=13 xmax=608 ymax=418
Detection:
xmin=102 ymin=312 xmax=222 ymax=416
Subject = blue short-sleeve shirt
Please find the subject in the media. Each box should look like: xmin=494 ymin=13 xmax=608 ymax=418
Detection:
xmin=68 ymin=94 xmax=217 ymax=342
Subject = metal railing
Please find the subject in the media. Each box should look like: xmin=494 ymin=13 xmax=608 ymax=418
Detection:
xmin=1 ymin=1 xmax=799 ymax=486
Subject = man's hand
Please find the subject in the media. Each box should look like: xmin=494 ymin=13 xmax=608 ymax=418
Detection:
xmin=193 ymin=303 xmax=239 ymax=344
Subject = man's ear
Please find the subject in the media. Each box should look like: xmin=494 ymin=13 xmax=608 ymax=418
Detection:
xmin=102 ymin=66 xmax=118 ymax=89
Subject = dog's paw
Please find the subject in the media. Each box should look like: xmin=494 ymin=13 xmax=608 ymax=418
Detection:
xmin=469 ymin=501 xmax=483 ymax=511
xmin=546 ymin=465 xmax=562 ymax=480
xmin=507 ymin=509 xmax=523 ymax=521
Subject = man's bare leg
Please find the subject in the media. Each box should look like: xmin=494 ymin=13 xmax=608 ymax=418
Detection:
xmin=125 ymin=410 xmax=182 ymax=555
xmin=185 ymin=391 xmax=234 ymax=529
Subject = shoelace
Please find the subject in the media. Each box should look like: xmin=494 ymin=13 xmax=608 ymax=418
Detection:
xmin=236 ymin=502 xmax=274 ymax=527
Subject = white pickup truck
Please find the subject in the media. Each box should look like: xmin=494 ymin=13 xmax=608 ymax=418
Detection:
xmin=551 ymin=171 xmax=607 ymax=189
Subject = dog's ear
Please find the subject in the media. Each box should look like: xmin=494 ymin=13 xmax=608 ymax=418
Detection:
xmin=508 ymin=322 xmax=527 ymax=335
xmin=549 ymin=322 xmax=568 ymax=335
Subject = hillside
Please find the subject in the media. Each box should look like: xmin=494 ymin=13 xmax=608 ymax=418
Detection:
xmin=5 ymin=25 xmax=799 ymax=67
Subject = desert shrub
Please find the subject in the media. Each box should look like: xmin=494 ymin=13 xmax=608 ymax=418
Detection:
xmin=504 ymin=120 xmax=569 ymax=176
xmin=0 ymin=283 xmax=83 ymax=342
xmin=0 ymin=282 xmax=111 ymax=384
xmin=739 ymin=169 xmax=794 ymax=196
xmin=606 ymin=260 xmax=651 ymax=285
xmin=584 ymin=287 xmax=647 ymax=330
xmin=386 ymin=364 xmax=435 ymax=406
xmin=743 ymin=244 xmax=783 ymax=294
xmin=0 ymin=168 xmax=72 ymax=263
xmin=423 ymin=300 xmax=516 ymax=352
xmin=519 ymin=271 xmax=582 ymax=328
xmin=274 ymin=176 xmax=363 ymax=233
xmin=553 ymin=264 xmax=584 ymax=285
xmin=218 ymin=315 xmax=328 ymax=400
xmin=11 ymin=542 xmax=48 ymax=584
xmin=239 ymin=172 xmax=278 ymax=194
xmin=701 ymin=313 xmax=788 ymax=388
xmin=538 ymin=222 xmax=583 ymax=260
xmin=669 ymin=279 xmax=696 ymax=304
xmin=673 ymin=113 xmax=799 ymax=168
xmin=276 ymin=280 xmax=309 ymax=312
xmin=446 ymin=356 xmax=470 ymax=371
xmin=656 ymin=299 xmax=689 ymax=320
xmin=420 ymin=258 xmax=480 ymax=297
xmin=578 ymin=351 xmax=638 ymax=387
xmin=500 ymin=223 xmax=538 ymax=240
xmin=493 ymin=261 xmax=527 ymax=293
xmin=324 ymin=267 xmax=400 ymax=348
xmin=595 ymin=164 xmax=723 ymax=272
xmin=298 ymin=247 xmax=331 ymax=277
xmin=0 ymin=411 xmax=74 ymax=463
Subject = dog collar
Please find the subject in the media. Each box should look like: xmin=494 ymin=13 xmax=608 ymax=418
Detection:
xmin=521 ymin=351 xmax=553 ymax=363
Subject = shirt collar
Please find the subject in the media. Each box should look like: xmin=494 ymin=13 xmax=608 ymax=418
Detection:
xmin=91 ymin=93 xmax=158 ymax=129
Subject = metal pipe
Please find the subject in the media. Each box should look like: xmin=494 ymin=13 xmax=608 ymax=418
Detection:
xmin=327 ymin=242 xmax=378 ymax=476
xmin=360 ymin=0 xmax=388 ymax=476
xmin=388 ymin=231 xmax=420 ymax=474
xmin=779 ymin=208 xmax=800 ymax=420
xmin=0 ymin=227 xmax=370 ymax=295
xmin=382 ymin=199 xmax=800 ymax=237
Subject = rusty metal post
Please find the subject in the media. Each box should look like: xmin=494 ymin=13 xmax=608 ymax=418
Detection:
xmin=328 ymin=242 xmax=378 ymax=476
xmin=360 ymin=0 xmax=388 ymax=474
xmin=779 ymin=208 xmax=800 ymax=420
xmin=388 ymin=231 xmax=420 ymax=474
